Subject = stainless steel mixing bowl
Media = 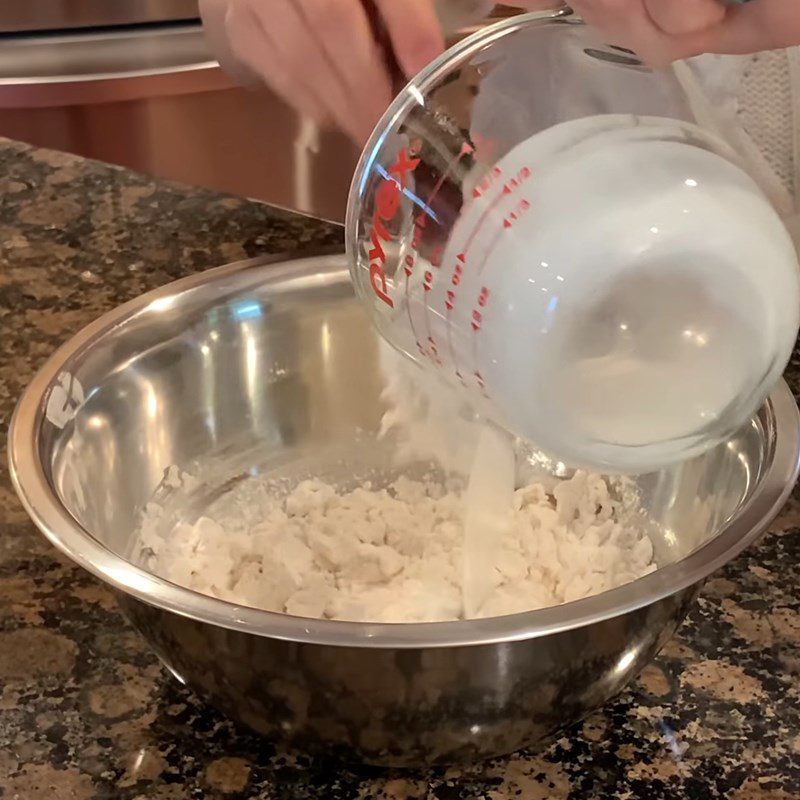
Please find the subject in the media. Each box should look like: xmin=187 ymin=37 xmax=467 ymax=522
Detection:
xmin=9 ymin=252 xmax=800 ymax=766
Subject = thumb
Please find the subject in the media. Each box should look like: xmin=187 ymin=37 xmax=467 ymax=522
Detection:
xmin=644 ymin=0 xmax=726 ymax=35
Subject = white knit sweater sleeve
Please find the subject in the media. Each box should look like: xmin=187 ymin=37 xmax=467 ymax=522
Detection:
xmin=692 ymin=48 xmax=800 ymax=205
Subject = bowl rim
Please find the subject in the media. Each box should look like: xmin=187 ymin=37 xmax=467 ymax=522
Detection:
xmin=9 ymin=250 xmax=800 ymax=649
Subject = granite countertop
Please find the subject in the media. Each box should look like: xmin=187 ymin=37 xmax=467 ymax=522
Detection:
xmin=1 ymin=137 xmax=799 ymax=799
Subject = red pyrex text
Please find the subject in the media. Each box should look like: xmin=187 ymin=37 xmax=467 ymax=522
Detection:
xmin=368 ymin=147 xmax=420 ymax=308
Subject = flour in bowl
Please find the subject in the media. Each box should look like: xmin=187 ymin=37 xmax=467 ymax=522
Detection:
xmin=137 ymin=468 xmax=654 ymax=622
xmin=135 ymin=344 xmax=656 ymax=622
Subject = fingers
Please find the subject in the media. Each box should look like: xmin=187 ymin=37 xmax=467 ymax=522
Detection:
xmin=687 ymin=0 xmax=800 ymax=55
xmin=644 ymin=0 xmax=725 ymax=36
xmin=200 ymin=0 xmax=258 ymax=85
xmin=375 ymin=0 xmax=445 ymax=77
xmin=225 ymin=0 xmax=323 ymax=121
xmin=294 ymin=0 xmax=393 ymax=137
xmin=250 ymin=0 xmax=369 ymax=141
xmin=226 ymin=0 xmax=393 ymax=143
xmin=568 ymin=0 xmax=722 ymax=66
xmin=570 ymin=0 xmax=800 ymax=66
xmin=568 ymin=0 xmax=682 ymax=66
xmin=215 ymin=0 xmax=800 ymax=144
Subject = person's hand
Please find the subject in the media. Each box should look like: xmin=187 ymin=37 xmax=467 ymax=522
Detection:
xmin=200 ymin=0 xmax=445 ymax=143
xmin=201 ymin=0 xmax=800 ymax=143
xmin=554 ymin=0 xmax=800 ymax=67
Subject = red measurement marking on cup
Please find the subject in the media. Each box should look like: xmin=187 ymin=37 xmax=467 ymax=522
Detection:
xmin=471 ymin=165 xmax=503 ymax=200
xmin=421 ymin=258 xmax=445 ymax=366
xmin=404 ymin=214 xmax=426 ymax=277
xmin=406 ymin=141 xmax=474 ymax=364
xmin=462 ymin=166 xmax=531 ymax=263
xmin=466 ymin=197 xmax=531 ymax=389
xmin=440 ymin=166 xmax=532 ymax=387
xmin=445 ymin=255 xmax=465 ymax=383
xmin=470 ymin=288 xmax=490 ymax=335
xmin=469 ymin=196 xmax=532 ymax=276
xmin=441 ymin=166 xmax=514 ymax=341
xmin=470 ymin=286 xmax=492 ymax=395
xmin=403 ymin=213 xmax=427 ymax=354
xmin=502 ymin=197 xmax=532 ymax=230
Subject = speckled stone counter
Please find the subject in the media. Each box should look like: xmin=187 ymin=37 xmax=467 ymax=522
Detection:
xmin=1 ymin=136 xmax=799 ymax=799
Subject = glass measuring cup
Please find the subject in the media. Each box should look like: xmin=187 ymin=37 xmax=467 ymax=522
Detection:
xmin=345 ymin=10 xmax=800 ymax=473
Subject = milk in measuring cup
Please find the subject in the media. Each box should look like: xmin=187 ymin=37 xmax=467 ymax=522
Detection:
xmin=351 ymin=115 xmax=800 ymax=473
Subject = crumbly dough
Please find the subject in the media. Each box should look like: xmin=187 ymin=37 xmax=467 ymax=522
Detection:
xmin=136 ymin=345 xmax=656 ymax=622
xmin=137 ymin=467 xmax=655 ymax=623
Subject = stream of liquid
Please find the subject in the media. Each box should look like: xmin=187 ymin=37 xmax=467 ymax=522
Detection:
xmin=462 ymin=423 xmax=515 ymax=617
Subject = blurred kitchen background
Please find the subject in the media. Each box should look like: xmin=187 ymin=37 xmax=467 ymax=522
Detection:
xmin=0 ymin=1 xmax=521 ymax=222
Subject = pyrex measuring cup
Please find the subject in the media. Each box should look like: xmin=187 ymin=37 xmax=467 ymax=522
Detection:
xmin=345 ymin=10 xmax=800 ymax=473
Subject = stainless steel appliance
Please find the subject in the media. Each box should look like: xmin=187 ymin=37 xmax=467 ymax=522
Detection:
xmin=0 ymin=0 xmax=200 ymax=33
